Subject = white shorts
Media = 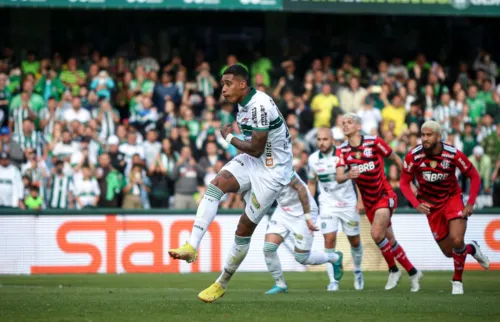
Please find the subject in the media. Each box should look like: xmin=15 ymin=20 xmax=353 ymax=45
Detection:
xmin=319 ymin=206 xmax=360 ymax=236
xmin=266 ymin=207 xmax=317 ymax=251
xmin=221 ymin=154 xmax=284 ymax=224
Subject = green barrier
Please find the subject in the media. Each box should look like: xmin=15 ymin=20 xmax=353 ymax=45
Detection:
xmin=0 ymin=207 xmax=498 ymax=215
xmin=284 ymin=0 xmax=500 ymax=16
xmin=2 ymin=0 xmax=282 ymax=10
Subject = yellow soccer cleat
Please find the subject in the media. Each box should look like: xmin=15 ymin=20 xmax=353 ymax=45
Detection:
xmin=198 ymin=282 xmax=226 ymax=303
xmin=168 ymin=242 xmax=198 ymax=263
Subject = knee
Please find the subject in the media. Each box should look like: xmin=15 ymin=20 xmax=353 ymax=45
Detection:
xmin=235 ymin=223 xmax=252 ymax=237
xmin=349 ymin=236 xmax=361 ymax=248
xmin=442 ymin=250 xmax=453 ymax=258
xmin=371 ymin=229 xmax=385 ymax=244
xmin=450 ymin=235 xmax=465 ymax=249
xmin=263 ymin=241 xmax=279 ymax=254
xmin=294 ymin=251 xmax=310 ymax=264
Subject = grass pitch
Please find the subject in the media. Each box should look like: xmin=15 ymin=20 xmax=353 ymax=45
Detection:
xmin=0 ymin=271 xmax=499 ymax=322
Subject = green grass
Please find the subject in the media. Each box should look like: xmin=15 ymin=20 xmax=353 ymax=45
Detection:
xmin=0 ymin=271 xmax=499 ymax=322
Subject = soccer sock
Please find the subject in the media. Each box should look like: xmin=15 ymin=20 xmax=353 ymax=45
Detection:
xmin=304 ymin=251 xmax=329 ymax=265
xmin=325 ymin=248 xmax=337 ymax=282
xmin=466 ymin=243 xmax=476 ymax=255
xmin=392 ymin=241 xmax=417 ymax=276
xmin=264 ymin=242 xmax=286 ymax=288
xmin=377 ymin=238 xmax=398 ymax=272
xmin=188 ymin=184 xmax=223 ymax=249
xmin=351 ymin=244 xmax=363 ymax=272
xmin=216 ymin=235 xmax=251 ymax=289
xmin=452 ymin=245 xmax=467 ymax=282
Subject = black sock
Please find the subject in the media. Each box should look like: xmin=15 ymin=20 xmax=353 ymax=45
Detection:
xmin=408 ymin=267 xmax=417 ymax=276
xmin=389 ymin=266 xmax=399 ymax=273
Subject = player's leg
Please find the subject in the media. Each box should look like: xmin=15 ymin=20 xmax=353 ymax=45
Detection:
xmin=320 ymin=213 xmax=342 ymax=291
xmin=371 ymin=207 xmax=402 ymax=290
xmin=385 ymin=226 xmax=422 ymax=292
xmin=169 ymin=156 xmax=248 ymax=262
xmin=340 ymin=212 xmax=364 ymax=290
xmin=263 ymin=209 xmax=288 ymax=294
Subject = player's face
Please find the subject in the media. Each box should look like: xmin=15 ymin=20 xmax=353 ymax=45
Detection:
xmin=342 ymin=117 xmax=360 ymax=137
xmin=421 ymin=128 xmax=441 ymax=152
xmin=317 ymin=130 xmax=333 ymax=153
xmin=221 ymin=74 xmax=245 ymax=104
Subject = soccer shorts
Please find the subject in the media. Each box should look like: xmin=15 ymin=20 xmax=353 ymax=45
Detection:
xmin=265 ymin=207 xmax=316 ymax=251
xmin=222 ymin=153 xmax=284 ymax=224
xmin=426 ymin=193 xmax=465 ymax=241
xmin=364 ymin=193 xmax=398 ymax=226
xmin=319 ymin=206 xmax=360 ymax=236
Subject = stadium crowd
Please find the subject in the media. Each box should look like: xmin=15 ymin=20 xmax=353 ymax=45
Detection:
xmin=0 ymin=46 xmax=498 ymax=210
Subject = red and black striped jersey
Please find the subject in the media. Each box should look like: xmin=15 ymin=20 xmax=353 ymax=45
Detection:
xmin=336 ymin=135 xmax=394 ymax=206
xmin=402 ymin=143 xmax=472 ymax=209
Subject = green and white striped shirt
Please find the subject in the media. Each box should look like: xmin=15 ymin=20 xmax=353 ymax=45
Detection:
xmin=48 ymin=174 xmax=74 ymax=209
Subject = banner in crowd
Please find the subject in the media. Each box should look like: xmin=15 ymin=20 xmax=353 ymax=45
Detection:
xmin=2 ymin=0 xmax=282 ymax=10
xmin=284 ymin=0 xmax=500 ymax=16
xmin=0 ymin=213 xmax=498 ymax=275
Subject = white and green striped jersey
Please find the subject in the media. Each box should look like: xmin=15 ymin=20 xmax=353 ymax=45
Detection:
xmin=10 ymin=107 xmax=30 ymax=134
xmin=0 ymin=165 xmax=24 ymax=207
xmin=91 ymin=108 xmax=119 ymax=140
xmin=276 ymin=172 xmax=318 ymax=217
xmin=39 ymin=107 xmax=65 ymax=138
xmin=308 ymin=148 xmax=357 ymax=208
xmin=236 ymin=88 xmax=293 ymax=185
xmin=48 ymin=174 xmax=74 ymax=209
xmin=13 ymin=130 xmax=43 ymax=155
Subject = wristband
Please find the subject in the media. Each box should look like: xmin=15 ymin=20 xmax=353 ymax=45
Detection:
xmin=225 ymin=133 xmax=234 ymax=144
xmin=304 ymin=213 xmax=312 ymax=220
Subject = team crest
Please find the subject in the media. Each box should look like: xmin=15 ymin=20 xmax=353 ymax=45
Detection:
xmin=355 ymin=152 xmax=362 ymax=159
xmin=441 ymin=160 xmax=450 ymax=169
xmin=363 ymin=148 xmax=372 ymax=157
xmin=295 ymin=234 xmax=303 ymax=241
xmin=430 ymin=161 xmax=437 ymax=168
xmin=251 ymin=193 xmax=261 ymax=209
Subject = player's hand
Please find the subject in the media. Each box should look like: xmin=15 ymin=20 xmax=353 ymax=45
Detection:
xmin=356 ymin=202 xmax=365 ymax=214
xmin=348 ymin=167 xmax=361 ymax=179
xmin=306 ymin=219 xmax=319 ymax=232
xmin=416 ymin=203 xmax=431 ymax=215
xmin=462 ymin=204 xmax=474 ymax=218
xmin=220 ymin=124 xmax=232 ymax=140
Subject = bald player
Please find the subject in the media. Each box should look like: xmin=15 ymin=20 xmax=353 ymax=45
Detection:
xmin=308 ymin=127 xmax=364 ymax=291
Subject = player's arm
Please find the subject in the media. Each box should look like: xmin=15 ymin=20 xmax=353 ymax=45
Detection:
xmin=399 ymin=154 xmax=429 ymax=214
xmin=307 ymin=159 xmax=317 ymax=197
xmin=388 ymin=151 xmax=403 ymax=171
xmin=223 ymin=128 xmax=268 ymax=158
xmin=456 ymin=151 xmax=481 ymax=217
xmin=335 ymin=149 xmax=359 ymax=183
xmin=355 ymin=183 xmax=364 ymax=214
xmin=290 ymin=175 xmax=318 ymax=232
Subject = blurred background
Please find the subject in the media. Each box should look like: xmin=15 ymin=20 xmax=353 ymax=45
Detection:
xmin=0 ymin=5 xmax=499 ymax=211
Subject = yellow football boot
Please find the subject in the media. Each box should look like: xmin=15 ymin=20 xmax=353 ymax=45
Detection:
xmin=168 ymin=242 xmax=198 ymax=263
xmin=198 ymin=282 xmax=226 ymax=303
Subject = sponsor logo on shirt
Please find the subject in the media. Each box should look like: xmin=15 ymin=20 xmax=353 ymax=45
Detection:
xmin=442 ymin=152 xmax=454 ymax=159
xmin=260 ymin=105 xmax=268 ymax=127
xmin=265 ymin=141 xmax=273 ymax=167
xmin=376 ymin=142 xmax=388 ymax=155
xmin=423 ymin=171 xmax=449 ymax=182
xmin=458 ymin=157 xmax=468 ymax=170
xmin=430 ymin=161 xmax=438 ymax=168
xmin=414 ymin=153 xmax=425 ymax=160
xmin=441 ymin=159 xmax=450 ymax=169
xmin=251 ymin=193 xmax=261 ymax=209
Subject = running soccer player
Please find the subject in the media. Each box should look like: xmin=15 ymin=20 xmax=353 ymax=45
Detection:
xmin=336 ymin=113 xmax=423 ymax=292
xmin=263 ymin=171 xmax=343 ymax=294
xmin=399 ymin=120 xmax=490 ymax=295
xmin=308 ymin=127 xmax=364 ymax=291
xmin=168 ymin=65 xmax=293 ymax=303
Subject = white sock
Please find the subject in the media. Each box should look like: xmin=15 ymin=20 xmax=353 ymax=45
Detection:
xmin=188 ymin=184 xmax=223 ymax=249
xmin=325 ymin=248 xmax=337 ymax=283
xmin=264 ymin=242 xmax=286 ymax=288
xmin=305 ymin=251 xmax=329 ymax=265
xmin=216 ymin=235 xmax=251 ymax=289
xmin=351 ymin=244 xmax=363 ymax=272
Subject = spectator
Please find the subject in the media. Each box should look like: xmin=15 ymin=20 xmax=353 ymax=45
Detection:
xmin=34 ymin=68 xmax=65 ymax=102
xmin=93 ymin=98 xmax=120 ymax=141
xmin=381 ymin=95 xmax=406 ymax=137
xmin=405 ymin=100 xmax=424 ymax=130
xmin=119 ymin=131 xmax=145 ymax=174
xmin=129 ymin=65 xmax=154 ymax=100
xmin=171 ymin=146 xmax=205 ymax=209
xmin=492 ymin=159 xmax=500 ymax=207
xmin=468 ymin=146 xmax=492 ymax=194
xmin=134 ymin=46 xmax=160 ymax=74
xmin=46 ymin=160 xmax=74 ymax=209
xmin=461 ymin=122 xmax=478 ymax=157
xmin=153 ymin=72 xmax=181 ymax=110
xmin=96 ymin=153 xmax=124 ymax=208
xmin=122 ymin=164 xmax=150 ymax=209
xmin=90 ymin=70 xmax=115 ymax=100
xmin=63 ymin=97 xmax=91 ymax=124
xmin=148 ymin=138 xmax=176 ymax=208
xmin=0 ymin=126 xmax=25 ymax=167
xmin=433 ymin=93 xmax=457 ymax=133
xmin=467 ymin=84 xmax=486 ymax=125
xmin=60 ymin=58 xmax=86 ymax=96
xmin=13 ymin=119 xmax=42 ymax=156
xmin=311 ymin=83 xmax=339 ymax=128
xmin=143 ymin=129 xmax=161 ymax=168
xmin=107 ymin=135 xmax=126 ymax=174
xmin=477 ymin=113 xmax=496 ymax=143
xmin=0 ymin=73 xmax=10 ymax=127
xmin=357 ymin=96 xmax=381 ymax=135
xmin=0 ymin=151 xmax=24 ymax=208
xmin=73 ymin=165 xmax=100 ymax=209
xmin=24 ymin=185 xmax=44 ymax=210
xmin=337 ymin=76 xmax=367 ymax=114
xmin=481 ymin=119 xmax=500 ymax=163
xmin=197 ymin=62 xmax=218 ymax=98
xmin=473 ymin=50 xmax=498 ymax=81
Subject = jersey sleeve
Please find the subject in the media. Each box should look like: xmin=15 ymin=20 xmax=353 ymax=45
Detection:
xmin=374 ymin=137 xmax=392 ymax=157
xmin=251 ymin=103 xmax=271 ymax=131
xmin=402 ymin=153 xmax=415 ymax=175
xmin=454 ymin=150 xmax=473 ymax=174
xmin=335 ymin=148 xmax=346 ymax=168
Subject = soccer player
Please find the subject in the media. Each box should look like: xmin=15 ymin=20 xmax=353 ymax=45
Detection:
xmin=263 ymin=171 xmax=343 ymax=294
xmin=336 ymin=113 xmax=423 ymax=292
xmin=399 ymin=120 xmax=490 ymax=295
xmin=308 ymin=128 xmax=364 ymax=291
xmin=168 ymin=65 xmax=293 ymax=303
